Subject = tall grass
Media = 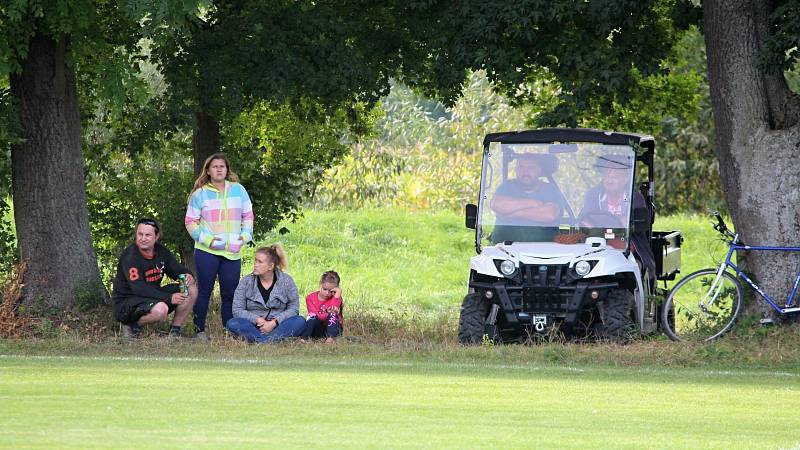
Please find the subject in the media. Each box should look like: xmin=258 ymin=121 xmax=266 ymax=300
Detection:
xmin=238 ymin=208 xmax=471 ymax=342
xmin=252 ymin=208 xmax=474 ymax=312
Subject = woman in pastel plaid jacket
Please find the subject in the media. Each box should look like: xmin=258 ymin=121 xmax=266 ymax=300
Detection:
xmin=185 ymin=153 xmax=254 ymax=338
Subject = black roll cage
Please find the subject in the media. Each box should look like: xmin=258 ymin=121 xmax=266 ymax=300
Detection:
xmin=482 ymin=127 xmax=655 ymax=225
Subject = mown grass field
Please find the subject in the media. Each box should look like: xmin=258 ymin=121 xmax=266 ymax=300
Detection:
xmin=1 ymin=345 xmax=799 ymax=449
xmin=4 ymin=208 xmax=800 ymax=449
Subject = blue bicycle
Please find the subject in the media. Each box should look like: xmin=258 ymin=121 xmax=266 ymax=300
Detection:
xmin=661 ymin=212 xmax=800 ymax=342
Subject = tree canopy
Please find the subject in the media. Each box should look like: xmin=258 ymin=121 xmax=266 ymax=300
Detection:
xmin=414 ymin=0 xmax=688 ymax=126
xmin=83 ymin=0 xmax=469 ymax=272
xmin=0 ymin=0 xmax=199 ymax=309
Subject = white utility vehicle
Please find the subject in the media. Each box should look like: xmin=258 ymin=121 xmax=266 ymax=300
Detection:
xmin=460 ymin=129 xmax=682 ymax=343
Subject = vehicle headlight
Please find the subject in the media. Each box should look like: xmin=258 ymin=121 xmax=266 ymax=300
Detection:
xmin=575 ymin=260 xmax=592 ymax=277
xmin=499 ymin=260 xmax=516 ymax=276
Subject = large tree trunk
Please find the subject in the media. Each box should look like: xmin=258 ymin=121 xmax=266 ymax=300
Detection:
xmin=184 ymin=110 xmax=221 ymax=270
xmin=704 ymin=0 xmax=800 ymax=318
xmin=9 ymin=33 xmax=106 ymax=310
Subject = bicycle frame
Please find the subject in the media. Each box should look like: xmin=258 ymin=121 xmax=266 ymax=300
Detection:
xmin=710 ymin=241 xmax=800 ymax=314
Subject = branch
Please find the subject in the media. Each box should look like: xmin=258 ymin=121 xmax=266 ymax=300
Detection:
xmin=764 ymin=72 xmax=800 ymax=129
xmin=755 ymin=0 xmax=800 ymax=129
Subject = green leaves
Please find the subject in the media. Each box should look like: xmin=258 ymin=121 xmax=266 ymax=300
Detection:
xmin=413 ymin=0 xmax=689 ymax=126
xmin=223 ymin=99 xmax=359 ymax=235
xmin=757 ymin=0 xmax=800 ymax=74
xmin=86 ymin=134 xmax=196 ymax=279
xmin=0 ymin=0 xmax=98 ymax=76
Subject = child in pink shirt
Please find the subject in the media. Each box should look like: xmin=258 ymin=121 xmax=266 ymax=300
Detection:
xmin=300 ymin=271 xmax=343 ymax=343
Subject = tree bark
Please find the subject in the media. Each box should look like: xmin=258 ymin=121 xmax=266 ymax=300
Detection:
xmin=184 ymin=110 xmax=222 ymax=272
xmin=705 ymin=0 xmax=800 ymax=317
xmin=192 ymin=110 xmax=220 ymax=176
xmin=9 ymin=32 xmax=107 ymax=310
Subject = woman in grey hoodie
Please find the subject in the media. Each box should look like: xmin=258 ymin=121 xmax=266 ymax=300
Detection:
xmin=225 ymin=244 xmax=306 ymax=343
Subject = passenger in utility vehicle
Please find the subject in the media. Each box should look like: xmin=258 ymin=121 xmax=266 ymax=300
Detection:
xmin=579 ymin=155 xmax=656 ymax=279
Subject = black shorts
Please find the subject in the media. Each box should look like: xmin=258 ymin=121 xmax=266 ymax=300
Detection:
xmin=113 ymin=284 xmax=181 ymax=324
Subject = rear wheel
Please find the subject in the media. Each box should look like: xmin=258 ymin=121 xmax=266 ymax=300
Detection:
xmin=659 ymin=298 xmax=675 ymax=335
xmin=661 ymin=269 xmax=742 ymax=342
xmin=597 ymin=289 xmax=634 ymax=343
xmin=458 ymin=292 xmax=487 ymax=344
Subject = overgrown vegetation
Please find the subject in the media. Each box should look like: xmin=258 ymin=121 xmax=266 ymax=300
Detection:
xmin=310 ymin=72 xmax=540 ymax=210
xmin=83 ymin=52 xmax=370 ymax=276
xmin=0 ymin=261 xmax=29 ymax=337
xmin=313 ymin=28 xmax=725 ymax=215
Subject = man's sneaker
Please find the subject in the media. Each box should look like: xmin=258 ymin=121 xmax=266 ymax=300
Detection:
xmin=194 ymin=331 xmax=210 ymax=342
xmin=168 ymin=328 xmax=182 ymax=340
xmin=122 ymin=324 xmax=141 ymax=341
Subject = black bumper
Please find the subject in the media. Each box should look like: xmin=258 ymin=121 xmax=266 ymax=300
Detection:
xmin=469 ymin=278 xmax=619 ymax=334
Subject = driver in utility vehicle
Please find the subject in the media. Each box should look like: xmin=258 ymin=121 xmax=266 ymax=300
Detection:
xmin=490 ymin=153 xmax=564 ymax=242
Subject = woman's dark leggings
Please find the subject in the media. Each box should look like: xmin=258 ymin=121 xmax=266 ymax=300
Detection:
xmin=193 ymin=249 xmax=241 ymax=332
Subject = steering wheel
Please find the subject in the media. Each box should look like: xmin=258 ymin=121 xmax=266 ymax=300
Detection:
xmin=577 ymin=210 xmax=624 ymax=228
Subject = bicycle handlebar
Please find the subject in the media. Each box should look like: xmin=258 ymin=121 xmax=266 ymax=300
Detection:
xmin=709 ymin=210 xmax=739 ymax=243
xmin=711 ymin=211 xmax=726 ymax=232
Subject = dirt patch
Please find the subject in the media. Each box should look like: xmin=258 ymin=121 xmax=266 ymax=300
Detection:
xmin=0 ymin=261 xmax=116 ymax=340
xmin=0 ymin=261 xmax=33 ymax=338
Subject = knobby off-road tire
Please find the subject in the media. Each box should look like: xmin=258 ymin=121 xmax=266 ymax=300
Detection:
xmin=458 ymin=293 xmax=487 ymax=345
xmin=661 ymin=269 xmax=743 ymax=343
xmin=598 ymin=289 xmax=634 ymax=343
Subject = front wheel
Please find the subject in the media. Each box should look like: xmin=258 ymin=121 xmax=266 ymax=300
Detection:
xmin=597 ymin=289 xmax=634 ymax=343
xmin=458 ymin=293 xmax=488 ymax=344
xmin=661 ymin=269 xmax=743 ymax=343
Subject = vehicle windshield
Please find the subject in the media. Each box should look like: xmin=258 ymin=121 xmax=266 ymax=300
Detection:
xmin=477 ymin=142 xmax=637 ymax=249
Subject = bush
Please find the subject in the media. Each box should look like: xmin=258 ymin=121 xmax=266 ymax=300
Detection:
xmin=314 ymin=47 xmax=725 ymax=215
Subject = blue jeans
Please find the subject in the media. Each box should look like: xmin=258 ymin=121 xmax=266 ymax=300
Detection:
xmin=194 ymin=249 xmax=242 ymax=332
xmin=225 ymin=316 xmax=306 ymax=344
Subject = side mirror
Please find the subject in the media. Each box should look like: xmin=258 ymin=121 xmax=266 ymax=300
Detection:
xmin=465 ymin=204 xmax=478 ymax=229
xmin=632 ymin=206 xmax=651 ymax=233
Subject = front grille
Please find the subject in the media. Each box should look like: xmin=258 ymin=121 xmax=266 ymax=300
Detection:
xmin=501 ymin=264 xmax=575 ymax=313
xmin=521 ymin=286 xmax=568 ymax=311
xmin=521 ymin=263 xmax=571 ymax=286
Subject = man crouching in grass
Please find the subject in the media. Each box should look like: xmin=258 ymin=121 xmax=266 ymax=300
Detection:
xmin=112 ymin=218 xmax=198 ymax=341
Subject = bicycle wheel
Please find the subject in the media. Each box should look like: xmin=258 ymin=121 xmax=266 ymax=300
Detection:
xmin=661 ymin=268 xmax=743 ymax=342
